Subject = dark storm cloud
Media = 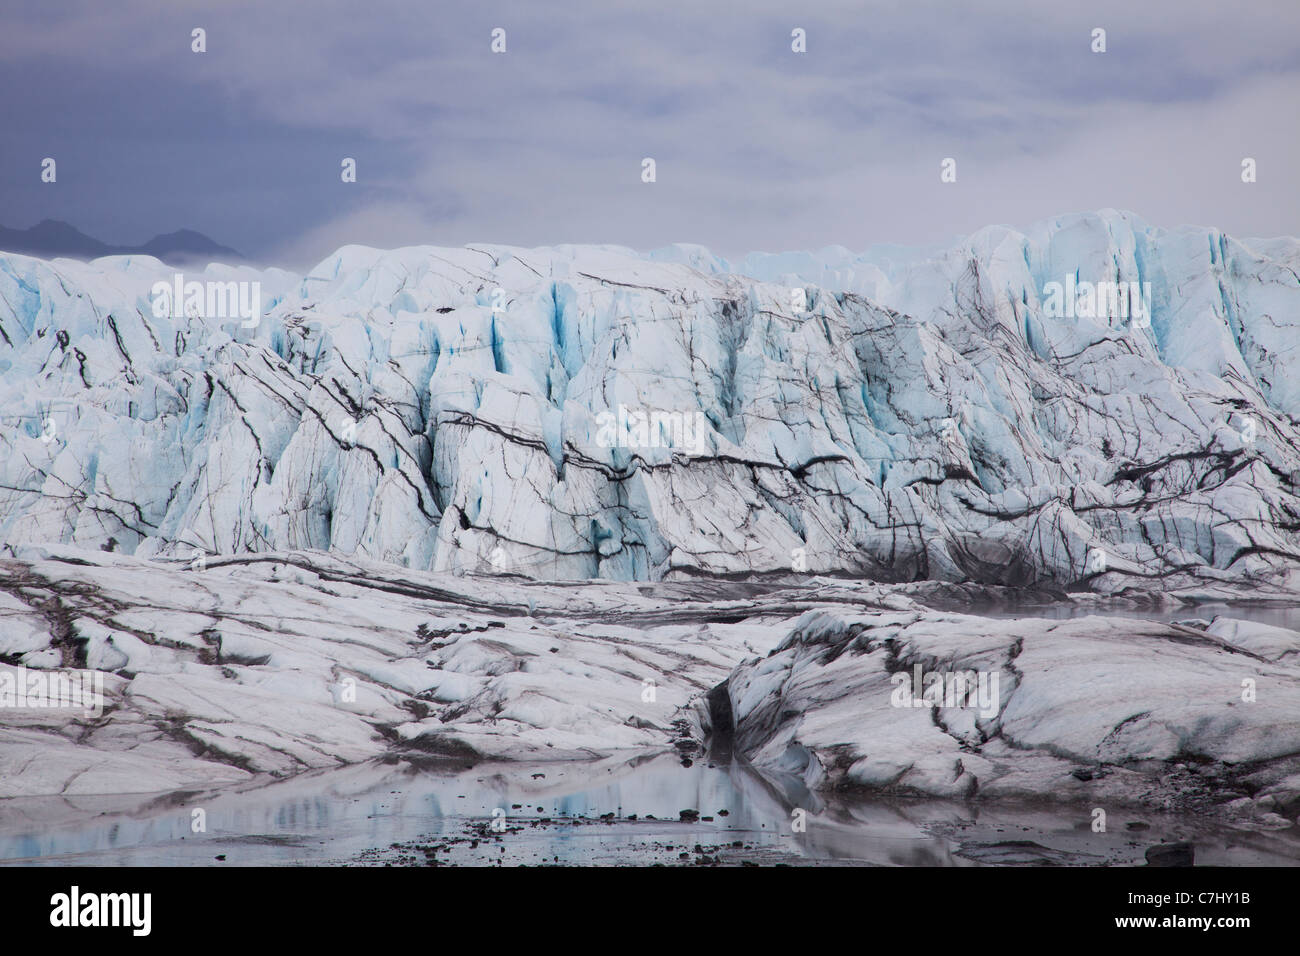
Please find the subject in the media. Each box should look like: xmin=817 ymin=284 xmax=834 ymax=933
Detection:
xmin=1 ymin=0 xmax=1296 ymax=268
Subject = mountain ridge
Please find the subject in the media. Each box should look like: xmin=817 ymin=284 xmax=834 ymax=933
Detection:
xmin=0 ymin=218 xmax=242 ymax=264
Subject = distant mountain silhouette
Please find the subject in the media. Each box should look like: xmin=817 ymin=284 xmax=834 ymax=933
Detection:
xmin=0 ymin=220 xmax=242 ymax=264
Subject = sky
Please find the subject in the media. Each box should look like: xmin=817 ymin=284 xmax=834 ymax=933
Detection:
xmin=1 ymin=0 xmax=1297 ymax=269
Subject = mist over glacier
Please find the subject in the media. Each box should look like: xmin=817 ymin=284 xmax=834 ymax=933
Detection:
xmin=2 ymin=209 xmax=1298 ymax=598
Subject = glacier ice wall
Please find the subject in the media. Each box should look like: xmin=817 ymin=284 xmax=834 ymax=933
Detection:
xmin=1 ymin=210 xmax=1298 ymax=592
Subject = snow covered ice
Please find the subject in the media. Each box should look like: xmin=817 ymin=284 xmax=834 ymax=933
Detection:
xmin=1 ymin=547 xmax=1299 ymax=828
xmin=1 ymin=209 xmax=1299 ymax=826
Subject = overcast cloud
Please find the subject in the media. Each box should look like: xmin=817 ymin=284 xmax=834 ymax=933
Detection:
xmin=1 ymin=0 xmax=1297 ymax=268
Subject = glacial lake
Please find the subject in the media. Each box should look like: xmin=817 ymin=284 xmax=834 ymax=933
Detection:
xmin=3 ymin=748 xmax=1298 ymax=867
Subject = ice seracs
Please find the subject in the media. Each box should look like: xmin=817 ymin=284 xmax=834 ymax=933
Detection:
xmin=3 ymin=211 xmax=1299 ymax=594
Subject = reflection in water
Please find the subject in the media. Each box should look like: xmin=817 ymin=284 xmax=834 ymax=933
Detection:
xmin=3 ymin=750 xmax=1297 ymax=866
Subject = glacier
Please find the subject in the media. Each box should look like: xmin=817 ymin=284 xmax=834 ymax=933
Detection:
xmin=2 ymin=208 xmax=1298 ymax=594
xmin=2 ymin=547 xmax=1298 ymax=829
xmin=2 ymin=209 xmax=1300 ymax=827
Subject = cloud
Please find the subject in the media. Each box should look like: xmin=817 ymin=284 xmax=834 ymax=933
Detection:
xmin=2 ymin=0 xmax=1297 ymax=263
